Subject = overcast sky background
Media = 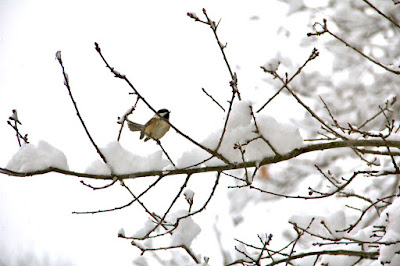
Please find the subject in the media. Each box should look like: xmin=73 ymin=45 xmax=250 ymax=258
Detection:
xmin=0 ymin=0 xmax=323 ymax=265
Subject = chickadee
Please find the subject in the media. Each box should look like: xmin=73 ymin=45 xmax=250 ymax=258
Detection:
xmin=127 ymin=109 xmax=171 ymax=142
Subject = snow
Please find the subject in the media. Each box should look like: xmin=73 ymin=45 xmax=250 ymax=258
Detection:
xmin=132 ymin=219 xmax=156 ymax=239
xmin=287 ymin=197 xmax=400 ymax=265
xmin=371 ymin=196 xmax=400 ymax=265
xmin=9 ymin=109 xmax=20 ymax=124
xmin=84 ymin=159 xmax=112 ymax=175
xmin=6 ymin=140 xmax=69 ymax=172
xmin=378 ymin=233 xmax=400 ymax=265
xmin=117 ymin=106 xmax=136 ymax=124
xmin=85 ymin=141 xmax=169 ymax=175
xmin=2 ymin=0 xmax=399 ymax=265
xmin=287 ymin=0 xmax=305 ymax=15
xmin=262 ymin=57 xmax=281 ymax=72
xmin=235 ymin=242 xmax=258 ymax=261
xmin=118 ymin=228 xmax=125 ymax=237
xmin=169 ymin=210 xmax=201 ymax=247
xmin=184 ymin=189 xmax=195 ymax=204
xmin=290 ymin=210 xmax=347 ymax=240
xmin=55 ymin=50 xmax=62 ymax=61
xmin=177 ymin=100 xmax=303 ymax=167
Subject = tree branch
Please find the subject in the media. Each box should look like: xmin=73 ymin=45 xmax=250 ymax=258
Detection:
xmin=2 ymin=139 xmax=400 ymax=179
xmin=94 ymin=42 xmax=231 ymax=165
xmin=55 ymin=51 xmax=109 ymax=165
xmin=265 ymin=249 xmax=379 ymax=265
xmin=307 ymin=19 xmax=400 ymax=75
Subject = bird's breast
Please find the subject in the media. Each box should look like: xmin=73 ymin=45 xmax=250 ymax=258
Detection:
xmin=144 ymin=119 xmax=170 ymax=140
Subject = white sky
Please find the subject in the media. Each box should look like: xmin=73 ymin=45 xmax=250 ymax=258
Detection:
xmin=0 ymin=0 xmax=318 ymax=265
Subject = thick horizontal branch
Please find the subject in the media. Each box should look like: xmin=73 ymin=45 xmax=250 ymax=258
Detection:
xmin=1 ymin=139 xmax=400 ymax=179
xmin=265 ymin=249 xmax=379 ymax=265
xmin=229 ymin=248 xmax=379 ymax=266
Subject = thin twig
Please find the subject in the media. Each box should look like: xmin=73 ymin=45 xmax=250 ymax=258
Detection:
xmin=156 ymin=140 xmax=176 ymax=168
xmin=80 ymin=178 xmax=118 ymax=190
xmin=73 ymin=175 xmax=165 ymax=214
xmin=202 ymin=87 xmax=225 ymax=111
xmin=56 ymin=51 xmax=109 ymax=165
xmin=7 ymin=120 xmax=28 ymax=147
xmin=264 ymin=65 xmax=346 ymax=140
xmin=337 ymin=195 xmax=397 ymax=233
xmin=257 ymin=48 xmax=319 ymax=113
xmin=119 ymin=179 xmax=165 ymax=229
xmin=286 ymin=219 xmax=315 ymax=266
xmin=131 ymin=241 xmax=200 ymax=264
xmin=382 ymin=136 xmax=400 ymax=173
xmin=170 ymin=172 xmax=221 ymax=223
xmin=117 ymin=96 xmax=140 ymax=141
xmin=188 ymin=9 xmax=242 ymax=154
xmin=239 ymin=171 xmax=375 ymax=200
xmin=94 ymin=42 xmax=231 ymax=165
xmin=195 ymin=8 xmax=242 ymax=100
xmin=362 ymin=0 xmax=400 ymax=30
xmin=144 ymin=174 xmax=192 ymax=238
xmin=307 ymin=19 xmax=400 ymax=75
xmin=7 ymin=109 xmax=28 ymax=147
xmin=358 ymin=97 xmax=395 ymax=129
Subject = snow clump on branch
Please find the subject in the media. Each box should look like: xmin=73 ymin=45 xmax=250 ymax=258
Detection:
xmin=177 ymin=100 xmax=303 ymax=167
xmin=6 ymin=140 xmax=69 ymax=172
xmin=85 ymin=141 xmax=169 ymax=175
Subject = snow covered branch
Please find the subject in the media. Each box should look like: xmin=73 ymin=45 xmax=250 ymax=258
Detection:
xmin=3 ymin=2 xmax=400 ymax=265
xmin=2 ymin=139 xmax=400 ymax=179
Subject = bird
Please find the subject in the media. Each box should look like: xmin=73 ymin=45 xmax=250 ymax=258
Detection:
xmin=126 ymin=109 xmax=171 ymax=142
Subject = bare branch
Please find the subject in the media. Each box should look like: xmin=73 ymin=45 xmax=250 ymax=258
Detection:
xmin=201 ymin=87 xmax=225 ymax=112
xmin=143 ymin=174 xmax=192 ymax=238
xmin=358 ymin=97 xmax=396 ymax=129
xmin=190 ymin=8 xmax=242 ymax=100
xmin=80 ymin=178 xmax=118 ymax=190
xmin=362 ymin=0 xmax=400 ymax=30
xmin=155 ymin=139 xmax=176 ymax=169
xmin=241 ymin=170 xmax=375 ymax=200
xmin=307 ymin=19 xmax=400 ymax=75
xmin=73 ymin=175 xmax=164 ymax=214
xmin=7 ymin=109 xmax=29 ymax=147
xmin=56 ymin=50 xmax=109 ymax=165
xmin=130 ymin=241 xmax=200 ymax=264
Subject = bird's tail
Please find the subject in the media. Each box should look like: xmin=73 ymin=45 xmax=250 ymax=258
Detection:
xmin=126 ymin=119 xmax=143 ymax=131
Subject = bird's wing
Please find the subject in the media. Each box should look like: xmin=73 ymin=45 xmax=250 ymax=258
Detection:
xmin=126 ymin=120 xmax=143 ymax=132
xmin=140 ymin=118 xmax=155 ymax=140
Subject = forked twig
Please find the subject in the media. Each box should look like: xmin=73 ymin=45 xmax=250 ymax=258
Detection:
xmin=257 ymin=48 xmax=319 ymax=113
xmin=307 ymin=19 xmax=400 ymax=75
xmin=7 ymin=109 xmax=29 ymax=147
